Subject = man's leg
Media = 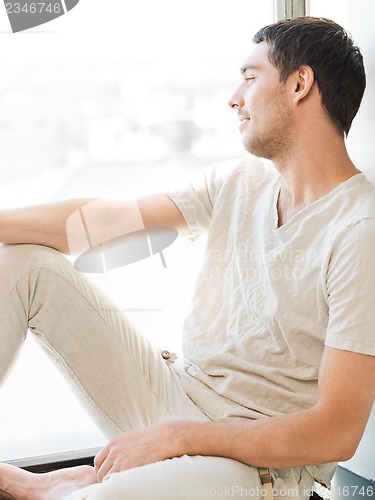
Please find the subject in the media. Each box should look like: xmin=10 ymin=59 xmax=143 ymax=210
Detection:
xmin=0 ymin=243 xmax=207 ymax=436
xmin=0 ymin=244 xmax=209 ymax=498
xmin=0 ymin=244 xmax=315 ymax=500
xmin=63 ymin=456 xmax=315 ymax=500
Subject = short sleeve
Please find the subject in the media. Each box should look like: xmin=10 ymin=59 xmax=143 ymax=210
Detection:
xmin=164 ymin=156 xmax=250 ymax=239
xmin=325 ymin=218 xmax=375 ymax=356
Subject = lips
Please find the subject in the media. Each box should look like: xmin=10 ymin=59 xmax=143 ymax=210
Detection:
xmin=239 ymin=116 xmax=250 ymax=132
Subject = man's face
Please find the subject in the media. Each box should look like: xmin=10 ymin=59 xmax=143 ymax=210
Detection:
xmin=228 ymin=42 xmax=294 ymax=160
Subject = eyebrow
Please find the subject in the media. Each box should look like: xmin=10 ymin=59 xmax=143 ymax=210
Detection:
xmin=240 ymin=64 xmax=262 ymax=75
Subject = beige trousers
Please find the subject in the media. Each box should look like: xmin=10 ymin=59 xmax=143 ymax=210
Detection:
xmin=0 ymin=244 xmax=313 ymax=499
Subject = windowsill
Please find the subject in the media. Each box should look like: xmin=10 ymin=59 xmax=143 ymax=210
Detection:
xmin=6 ymin=447 xmax=102 ymax=473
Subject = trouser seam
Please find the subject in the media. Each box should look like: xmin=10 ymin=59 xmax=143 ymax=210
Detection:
xmin=34 ymin=330 xmax=124 ymax=435
xmin=19 ymin=265 xmax=176 ymax=414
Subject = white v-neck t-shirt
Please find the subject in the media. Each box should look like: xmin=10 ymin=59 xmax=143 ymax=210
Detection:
xmin=166 ymin=154 xmax=375 ymax=424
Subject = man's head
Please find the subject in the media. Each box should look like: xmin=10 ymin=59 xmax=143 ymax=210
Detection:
xmin=252 ymin=16 xmax=366 ymax=137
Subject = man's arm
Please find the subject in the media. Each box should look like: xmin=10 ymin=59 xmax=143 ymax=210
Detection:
xmin=187 ymin=347 xmax=375 ymax=468
xmin=94 ymin=346 xmax=375 ymax=479
xmin=0 ymin=193 xmax=189 ymax=254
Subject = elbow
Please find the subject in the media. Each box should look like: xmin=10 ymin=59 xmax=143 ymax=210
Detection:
xmin=313 ymin=441 xmax=356 ymax=465
xmin=335 ymin=448 xmax=355 ymax=464
xmin=322 ymin=433 xmax=362 ymax=464
xmin=335 ymin=440 xmax=359 ymax=463
xmin=311 ymin=403 xmax=368 ymax=465
xmin=335 ymin=420 xmax=368 ymax=463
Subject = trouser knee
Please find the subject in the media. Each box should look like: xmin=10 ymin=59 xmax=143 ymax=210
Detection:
xmin=0 ymin=244 xmax=75 ymax=295
xmin=0 ymin=243 xmax=71 ymax=283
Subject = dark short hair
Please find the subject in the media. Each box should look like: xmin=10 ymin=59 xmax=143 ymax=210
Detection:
xmin=252 ymin=17 xmax=366 ymax=136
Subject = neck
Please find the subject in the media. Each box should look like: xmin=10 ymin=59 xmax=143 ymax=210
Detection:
xmin=273 ymin=130 xmax=360 ymax=227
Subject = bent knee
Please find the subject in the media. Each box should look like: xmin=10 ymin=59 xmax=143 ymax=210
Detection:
xmin=0 ymin=243 xmax=70 ymax=278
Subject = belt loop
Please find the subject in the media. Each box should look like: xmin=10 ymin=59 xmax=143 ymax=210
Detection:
xmin=259 ymin=467 xmax=274 ymax=499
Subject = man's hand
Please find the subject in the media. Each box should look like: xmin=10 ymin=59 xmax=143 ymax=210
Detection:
xmin=93 ymin=348 xmax=375 ymax=480
xmin=93 ymin=422 xmax=187 ymax=482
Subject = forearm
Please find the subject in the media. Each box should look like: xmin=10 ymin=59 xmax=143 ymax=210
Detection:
xmin=177 ymin=407 xmax=354 ymax=469
xmin=93 ymin=405 xmax=358 ymax=481
xmin=173 ymin=346 xmax=375 ymax=469
xmin=0 ymin=199 xmax=94 ymax=254
xmin=0 ymin=193 xmax=188 ymax=255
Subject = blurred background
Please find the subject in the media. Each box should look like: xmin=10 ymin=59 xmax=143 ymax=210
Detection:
xmin=0 ymin=0 xmax=374 ymax=464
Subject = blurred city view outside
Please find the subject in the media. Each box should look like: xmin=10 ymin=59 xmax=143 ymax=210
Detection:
xmin=0 ymin=1 xmax=274 ymax=461
xmin=0 ymin=58 xmax=247 ymax=458
xmin=0 ymin=60 xmax=242 ymax=205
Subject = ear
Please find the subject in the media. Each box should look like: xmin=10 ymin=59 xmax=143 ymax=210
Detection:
xmin=289 ymin=65 xmax=315 ymax=105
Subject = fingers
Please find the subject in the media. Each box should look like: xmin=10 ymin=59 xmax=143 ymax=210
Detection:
xmin=96 ymin=460 xmax=113 ymax=482
xmin=94 ymin=445 xmax=111 ymax=481
xmin=93 ymin=428 xmax=167 ymax=482
xmin=93 ymin=446 xmax=106 ymax=472
xmin=94 ymin=440 xmax=125 ymax=482
xmin=95 ymin=457 xmax=113 ymax=482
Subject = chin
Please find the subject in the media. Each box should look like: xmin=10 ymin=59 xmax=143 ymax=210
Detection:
xmin=243 ymin=138 xmax=264 ymax=158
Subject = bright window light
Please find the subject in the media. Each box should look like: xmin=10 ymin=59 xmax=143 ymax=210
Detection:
xmin=0 ymin=0 xmax=273 ymax=461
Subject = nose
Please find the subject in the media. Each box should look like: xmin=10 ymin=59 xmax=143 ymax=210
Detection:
xmin=228 ymin=85 xmax=244 ymax=109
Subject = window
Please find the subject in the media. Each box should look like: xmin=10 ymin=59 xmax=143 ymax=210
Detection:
xmin=0 ymin=0 xmax=273 ymax=462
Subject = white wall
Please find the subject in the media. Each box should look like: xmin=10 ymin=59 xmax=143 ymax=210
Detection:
xmin=310 ymin=0 xmax=375 ymax=182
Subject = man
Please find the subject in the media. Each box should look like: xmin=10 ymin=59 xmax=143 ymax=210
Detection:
xmin=0 ymin=16 xmax=374 ymax=500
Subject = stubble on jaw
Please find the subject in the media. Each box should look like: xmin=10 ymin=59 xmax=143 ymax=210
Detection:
xmin=243 ymin=85 xmax=295 ymax=161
